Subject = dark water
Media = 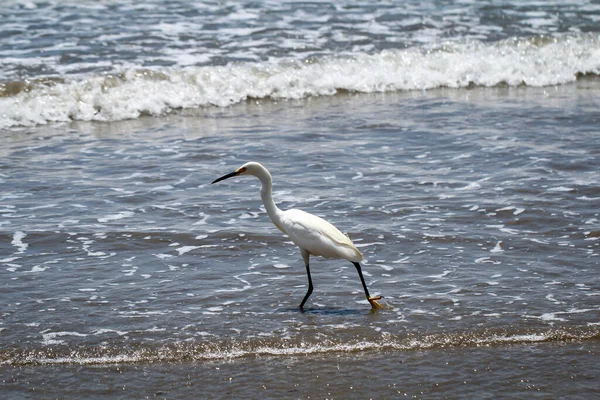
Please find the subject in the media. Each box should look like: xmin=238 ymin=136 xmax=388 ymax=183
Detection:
xmin=1 ymin=0 xmax=600 ymax=398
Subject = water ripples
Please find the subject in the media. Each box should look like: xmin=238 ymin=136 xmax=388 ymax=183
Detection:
xmin=1 ymin=85 xmax=599 ymax=366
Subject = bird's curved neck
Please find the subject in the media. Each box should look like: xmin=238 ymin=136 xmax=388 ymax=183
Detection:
xmin=257 ymin=169 xmax=284 ymax=232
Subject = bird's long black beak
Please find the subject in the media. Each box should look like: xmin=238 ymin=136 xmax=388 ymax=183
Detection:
xmin=212 ymin=170 xmax=240 ymax=184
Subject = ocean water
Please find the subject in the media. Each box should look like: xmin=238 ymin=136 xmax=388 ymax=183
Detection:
xmin=1 ymin=0 xmax=599 ymax=398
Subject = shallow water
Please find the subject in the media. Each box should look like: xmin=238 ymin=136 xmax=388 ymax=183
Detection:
xmin=2 ymin=82 xmax=599 ymax=397
xmin=1 ymin=0 xmax=600 ymax=398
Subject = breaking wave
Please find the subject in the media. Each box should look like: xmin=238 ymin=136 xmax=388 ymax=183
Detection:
xmin=1 ymin=34 xmax=599 ymax=130
xmin=2 ymin=325 xmax=598 ymax=366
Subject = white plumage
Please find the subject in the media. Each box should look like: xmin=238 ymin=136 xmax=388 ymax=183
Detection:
xmin=281 ymin=209 xmax=363 ymax=262
xmin=212 ymin=161 xmax=382 ymax=309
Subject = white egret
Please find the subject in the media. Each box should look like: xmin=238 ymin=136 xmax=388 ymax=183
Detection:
xmin=212 ymin=162 xmax=383 ymax=310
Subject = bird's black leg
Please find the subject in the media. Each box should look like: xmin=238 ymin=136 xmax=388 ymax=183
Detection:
xmin=353 ymin=262 xmax=371 ymax=298
xmin=353 ymin=262 xmax=383 ymax=309
xmin=299 ymin=249 xmax=313 ymax=309
xmin=299 ymin=261 xmax=313 ymax=309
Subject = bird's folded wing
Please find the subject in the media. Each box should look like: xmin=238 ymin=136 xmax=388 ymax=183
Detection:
xmin=282 ymin=209 xmax=363 ymax=261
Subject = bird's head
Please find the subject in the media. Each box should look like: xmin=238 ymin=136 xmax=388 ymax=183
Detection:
xmin=212 ymin=162 xmax=268 ymax=184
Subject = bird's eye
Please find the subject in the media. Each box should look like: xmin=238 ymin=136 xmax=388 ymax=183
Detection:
xmin=237 ymin=167 xmax=247 ymax=173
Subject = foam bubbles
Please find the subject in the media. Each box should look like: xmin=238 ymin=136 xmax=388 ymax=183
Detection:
xmin=1 ymin=34 xmax=598 ymax=129
xmin=176 ymin=246 xmax=200 ymax=256
xmin=11 ymin=231 xmax=28 ymax=253
xmin=42 ymin=331 xmax=88 ymax=346
xmin=98 ymin=211 xmax=135 ymax=223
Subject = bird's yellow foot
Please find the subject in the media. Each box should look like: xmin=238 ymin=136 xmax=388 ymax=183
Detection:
xmin=368 ymin=296 xmax=384 ymax=310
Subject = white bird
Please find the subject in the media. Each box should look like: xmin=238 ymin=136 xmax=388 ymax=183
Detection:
xmin=212 ymin=162 xmax=383 ymax=310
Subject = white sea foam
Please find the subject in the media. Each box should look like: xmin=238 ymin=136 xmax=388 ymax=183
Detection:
xmin=154 ymin=253 xmax=174 ymax=259
xmin=25 ymin=265 xmax=48 ymax=273
xmin=547 ymin=186 xmax=576 ymax=193
xmin=1 ymin=34 xmax=598 ymax=129
xmin=176 ymin=246 xmax=200 ymax=256
xmin=42 ymin=331 xmax=88 ymax=345
xmin=490 ymin=241 xmax=503 ymax=253
xmin=456 ymin=182 xmax=481 ymax=191
xmin=92 ymin=328 xmax=128 ymax=336
xmin=11 ymin=231 xmax=28 ymax=253
xmin=97 ymin=211 xmax=134 ymax=223
xmin=214 ymin=273 xmax=259 ymax=293
xmin=6 ymin=325 xmax=597 ymax=367
xmin=540 ymin=313 xmax=567 ymax=322
xmin=0 ymin=256 xmax=20 ymax=263
xmin=475 ymin=257 xmax=501 ymax=265
xmin=428 ymin=270 xmax=452 ymax=279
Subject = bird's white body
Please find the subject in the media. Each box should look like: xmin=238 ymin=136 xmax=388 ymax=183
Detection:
xmin=279 ymin=209 xmax=363 ymax=262
xmin=212 ymin=161 xmax=382 ymax=309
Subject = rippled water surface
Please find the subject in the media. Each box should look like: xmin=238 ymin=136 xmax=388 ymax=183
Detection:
xmin=1 ymin=0 xmax=600 ymax=398
xmin=3 ymin=0 xmax=599 ymax=78
xmin=2 ymin=84 xmax=599 ymax=397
